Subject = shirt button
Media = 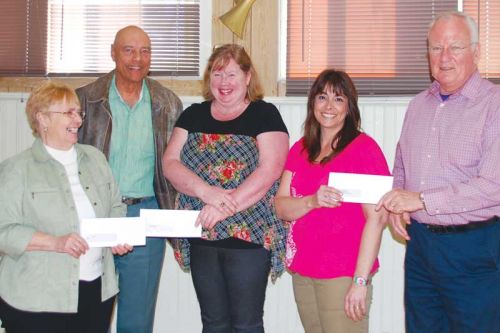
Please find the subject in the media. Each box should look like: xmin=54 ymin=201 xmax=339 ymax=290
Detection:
xmin=420 ymin=181 xmax=425 ymax=185
xmin=435 ymin=210 xmax=440 ymax=214
xmin=432 ymin=127 xmax=436 ymax=131
xmin=427 ymin=154 xmax=431 ymax=158
xmin=93 ymin=202 xmax=97 ymax=206
xmin=439 ymin=103 xmax=445 ymax=107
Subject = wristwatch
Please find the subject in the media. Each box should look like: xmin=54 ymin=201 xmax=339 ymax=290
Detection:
xmin=353 ymin=276 xmax=370 ymax=286
xmin=419 ymin=191 xmax=426 ymax=210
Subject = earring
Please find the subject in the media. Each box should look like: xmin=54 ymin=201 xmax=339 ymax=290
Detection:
xmin=43 ymin=127 xmax=48 ymax=132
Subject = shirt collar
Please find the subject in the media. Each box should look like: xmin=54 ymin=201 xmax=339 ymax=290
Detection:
xmin=111 ymin=74 xmax=146 ymax=107
xmin=428 ymin=70 xmax=482 ymax=101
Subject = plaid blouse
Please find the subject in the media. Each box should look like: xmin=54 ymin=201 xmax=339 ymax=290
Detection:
xmin=170 ymin=100 xmax=288 ymax=281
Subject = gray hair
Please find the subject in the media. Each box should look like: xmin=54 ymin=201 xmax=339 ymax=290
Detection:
xmin=428 ymin=11 xmax=479 ymax=46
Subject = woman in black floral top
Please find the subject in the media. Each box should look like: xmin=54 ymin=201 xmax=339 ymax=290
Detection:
xmin=163 ymin=44 xmax=289 ymax=332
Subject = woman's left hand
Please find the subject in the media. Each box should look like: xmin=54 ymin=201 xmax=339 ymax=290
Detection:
xmin=344 ymin=283 xmax=368 ymax=322
xmin=196 ymin=204 xmax=232 ymax=230
xmin=199 ymin=186 xmax=237 ymax=216
xmin=111 ymin=244 xmax=133 ymax=256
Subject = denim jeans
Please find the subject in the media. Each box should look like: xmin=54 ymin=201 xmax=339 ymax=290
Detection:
xmin=190 ymin=243 xmax=271 ymax=333
xmin=405 ymin=220 xmax=500 ymax=333
xmin=114 ymin=197 xmax=165 ymax=333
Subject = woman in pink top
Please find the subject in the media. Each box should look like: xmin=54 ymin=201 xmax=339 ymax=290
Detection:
xmin=275 ymin=69 xmax=389 ymax=333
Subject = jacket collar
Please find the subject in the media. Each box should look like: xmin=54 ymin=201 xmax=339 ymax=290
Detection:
xmin=84 ymin=70 xmax=161 ymax=106
xmin=32 ymin=138 xmax=85 ymax=164
xmin=83 ymin=71 xmax=115 ymax=103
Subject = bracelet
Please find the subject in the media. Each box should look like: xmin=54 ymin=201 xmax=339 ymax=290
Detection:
xmin=353 ymin=276 xmax=370 ymax=286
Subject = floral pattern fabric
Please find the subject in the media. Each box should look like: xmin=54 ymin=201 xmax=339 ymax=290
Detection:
xmin=171 ymin=132 xmax=288 ymax=281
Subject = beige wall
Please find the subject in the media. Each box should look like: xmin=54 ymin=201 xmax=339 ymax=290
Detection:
xmin=0 ymin=1 xmax=280 ymax=97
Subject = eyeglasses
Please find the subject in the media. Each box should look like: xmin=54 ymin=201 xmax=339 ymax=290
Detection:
xmin=44 ymin=110 xmax=86 ymax=119
xmin=428 ymin=43 xmax=476 ymax=56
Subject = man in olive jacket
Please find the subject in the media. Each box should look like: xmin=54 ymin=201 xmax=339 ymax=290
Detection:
xmin=76 ymin=25 xmax=182 ymax=333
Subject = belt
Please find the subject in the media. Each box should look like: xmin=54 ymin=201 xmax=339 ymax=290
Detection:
xmin=121 ymin=196 xmax=153 ymax=206
xmin=423 ymin=216 xmax=498 ymax=234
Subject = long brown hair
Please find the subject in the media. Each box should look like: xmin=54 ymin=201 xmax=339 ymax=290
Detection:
xmin=303 ymin=69 xmax=361 ymax=164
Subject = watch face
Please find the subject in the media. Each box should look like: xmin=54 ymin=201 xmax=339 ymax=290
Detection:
xmin=354 ymin=277 xmax=367 ymax=286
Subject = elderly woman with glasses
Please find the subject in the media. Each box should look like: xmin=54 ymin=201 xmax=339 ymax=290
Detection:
xmin=0 ymin=82 xmax=131 ymax=333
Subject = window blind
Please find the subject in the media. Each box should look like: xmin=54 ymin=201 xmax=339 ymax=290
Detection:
xmin=47 ymin=0 xmax=200 ymax=76
xmin=0 ymin=0 xmax=200 ymax=76
xmin=0 ymin=0 xmax=48 ymax=75
xmin=463 ymin=1 xmax=500 ymax=80
xmin=287 ymin=0 xmax=499 ymax=96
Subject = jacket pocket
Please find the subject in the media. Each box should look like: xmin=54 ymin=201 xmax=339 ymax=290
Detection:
xmin=27 ymin=187 xmax=69 ymax=234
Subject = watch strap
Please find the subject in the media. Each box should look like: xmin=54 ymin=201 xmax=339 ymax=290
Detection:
xmin=353 ymin=276 xmax=370 ymax=286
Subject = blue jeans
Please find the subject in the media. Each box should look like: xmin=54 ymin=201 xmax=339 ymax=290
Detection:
xmin=114 ymin=197 xmax=165 ymax=333
xmin=190 ymin=243 xmax=271 ymax=333
xmin=405 ymin=220 xmax=500 ymax=333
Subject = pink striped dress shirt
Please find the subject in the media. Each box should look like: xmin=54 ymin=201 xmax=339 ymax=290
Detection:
xmin=393 ymin=71 xmax=500 ymax=225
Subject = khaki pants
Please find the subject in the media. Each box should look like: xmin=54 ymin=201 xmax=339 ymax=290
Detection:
xmin=292 ymin=273 xmax=372 ymax=333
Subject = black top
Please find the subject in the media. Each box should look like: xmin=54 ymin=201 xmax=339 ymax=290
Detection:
xmin=175 ymin=99 xmax=288 ymax=249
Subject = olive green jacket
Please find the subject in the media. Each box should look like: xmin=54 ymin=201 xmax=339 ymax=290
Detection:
xmin=0 ymin=139 xmax=126 ymax=313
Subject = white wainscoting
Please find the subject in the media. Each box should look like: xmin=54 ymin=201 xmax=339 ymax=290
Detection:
xmin=0 ymin=93 xmax=411 ymax=333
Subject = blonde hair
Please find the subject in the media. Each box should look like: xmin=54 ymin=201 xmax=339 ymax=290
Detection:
xmin=26 ymin=82 xmax=80 ymax=137
xmin=202 ymin=44 xmax=263 ymax=101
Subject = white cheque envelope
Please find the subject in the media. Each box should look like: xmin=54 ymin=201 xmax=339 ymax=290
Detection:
xmin=140 ymin=209 xmax=201 ymax=238
xmin=81 ymin=217 xmax=146 ymax=247
xmin=328 ymin=172 xmax=393 ymax=204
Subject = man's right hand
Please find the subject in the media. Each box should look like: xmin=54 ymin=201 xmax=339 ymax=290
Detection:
xmin=389 ymin=212 xmax=411 ymax=240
